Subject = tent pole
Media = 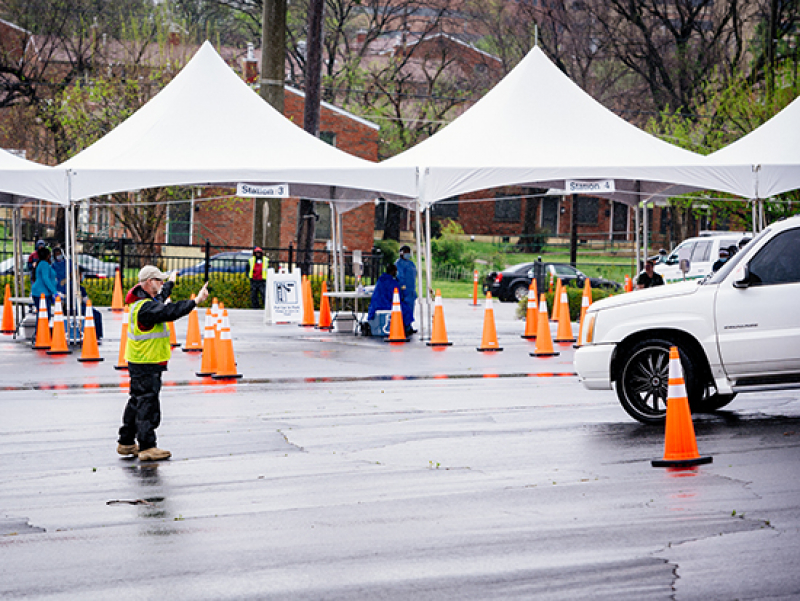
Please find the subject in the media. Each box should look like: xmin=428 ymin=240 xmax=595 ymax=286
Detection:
xmin=425 ymin=205 xmax=433 ymax=340
xmin=414 ymin=202 xmax=424 ymax=339
xmin=337 ymin=208 xmax=345 ymax=293
xmin=330 ymin=202 xmax=339 ymax=292
xmin=634 ymin=200 xmax=640 ymax=277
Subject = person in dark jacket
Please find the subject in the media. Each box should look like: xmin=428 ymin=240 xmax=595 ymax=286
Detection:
xmin=367 ymin=264 xmax=400 ymax=321
xmin=117 ymin=265 xmax=208 ymax=461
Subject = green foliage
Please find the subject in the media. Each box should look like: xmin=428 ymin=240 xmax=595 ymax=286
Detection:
xmin=372 ymin=239 xmax=399 ymax=267
xmin=431 ymin=222 xmax=478 ymax=271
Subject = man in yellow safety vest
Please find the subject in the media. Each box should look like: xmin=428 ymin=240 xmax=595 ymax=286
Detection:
xmin=117 ymin=265 xmax=209 ymax=461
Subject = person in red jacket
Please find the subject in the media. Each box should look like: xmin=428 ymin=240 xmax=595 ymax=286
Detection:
xmin=117 ymin=266 xmax=208 ymax=461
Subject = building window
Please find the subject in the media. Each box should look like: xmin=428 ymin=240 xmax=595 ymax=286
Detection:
xmin=314 ymin=201 xmax=331 ymax=240
xmin=431 ymin=196 xmax=459 ymax=220
xmin=320 ymin=131 xmax=336 ymax=147
xmin=576 ymin=197 xmax=599 ymax=225
xmin=167 ymin=201 xmax=192 ymax=245
xmin=494 ymin=191 xmax=521 ymax=222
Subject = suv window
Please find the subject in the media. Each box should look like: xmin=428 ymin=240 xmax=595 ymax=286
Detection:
xmin=667 ymin=241 xmax=694 ymax=264
xmin=691 ymin=240 xmax=712 ymax=262
xmin=748 ymin=229 xmax=800 ymax=286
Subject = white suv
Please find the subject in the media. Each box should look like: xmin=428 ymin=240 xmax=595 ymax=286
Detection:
xmin=575 ymin=215 xmax=800 ymax=423
xmin=654 ymin=233 xmax=748 ymax=284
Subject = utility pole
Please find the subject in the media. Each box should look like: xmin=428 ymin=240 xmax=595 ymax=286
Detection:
xmin=297 ymin=0 xmax=325 ymax=276
xmin=256 ymin=0 xmax=287 ymax=254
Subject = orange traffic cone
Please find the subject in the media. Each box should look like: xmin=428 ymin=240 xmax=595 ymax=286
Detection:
xmin=470 ymin=270 xmax=480 ymax=306
xmin=316 ymin=281 xmax=333 ymax=330
xmin=47 ymin=295 xmax=71 ymax=355
xmin=196 ymin=308 xmax=217 ymax=377
xmin=427 ymin=289 xmax=452 ymax=347
xmin=554 ymin=285 xmax=576 ymax=343
xmin=477 ymin=292 xmax=503 ymax=352
xmin=550 ymin=278 xmax=562 ymax=321
xmin=386 ymin=288 xmax=409 ymax=343
xmin=652 ymin=347 xmax=713 ymax=467
xmin=575 ymin=279 xmax=593 ymax=348
xmin=624 ymin=274 xmax=633 ymax=292
xmin=114 ymin=305 xmax=129 ymax=370
xmin=110 ymin=268 xmax=124 ymax=312
xmin=77 ymin=300 xmax=103 ymax=362
xmin=212 ymin=309 xmax=242 ymax=379
xmin=521 ymin=281 xmax=538 ymax=339
xmin=1 ymin=283 xmax=15 ymax=334
xmin=167 ymin=320 xmax=180 ymax=347
xmin=182 ymin=295 xmax=203 ymax=352
xmin=32 ymin=294 xmax=51 ymax=350
xmin=530 ymin=294 xmax=559 ymax=357
xmin=299 ymin=276 xmax=316 ymax=327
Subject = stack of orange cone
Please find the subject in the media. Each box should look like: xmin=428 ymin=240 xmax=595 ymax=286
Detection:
xmin=1 ymin=283 xmax=15 ymax=334
xmin=212 ymin=308 xmax=242 ymax=379
xmin=386 ymin=288 xmax=409 ymax=343
xmin=196 ymin=308 xmax=217 ymax=377
xmin=550 ymin=279 xmax=562 ymax=321
xmin=652 ymin=347 xmax=713 ymax=467
xmin=575 ymin=279 xmax=593 ymax=348
xmin=477 ymin=292 xmax=502 ymax=352
xmin=114 ymin=305 xmax=129 ymax=370
xmin=77 ymin=300 xmax=103 ymax=362
xmin=47 ymin=295 xmax=71 ymax=355
xmin=521 ymin=281 xmax=538 ymax=339
xmin=182 ymin=294 xmax=202 ymax=352
xmin=554 ymin=285 xmax=576 ymax=343
xmin=530 ymin=294 xmax=559 ymax=357
xmin=110 ymin=268 xmax=124 ymax=312
xmin=427 ymin=289 xmax=452 ymax=347
xmin=316 ymin=281 xmax=333 ymax=330
xmin=32 ymin=294 xmax=51 ymax=350
xmin=299 ymin=276 xmax=316 ymax=327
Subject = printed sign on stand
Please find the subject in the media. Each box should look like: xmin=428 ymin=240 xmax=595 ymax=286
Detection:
xmin=265 ymin=267 xmax=302 ymax=324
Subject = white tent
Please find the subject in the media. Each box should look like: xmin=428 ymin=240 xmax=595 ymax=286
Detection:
xmin=706 ymin=95 xmax=800 ymax=201
xmin=60 ymin=41 xmax=417 ymax=206
xmin=0 ymin=149 xmax=66 ymax=204
xmin=385 ymin=45 xmax=746 ymax=208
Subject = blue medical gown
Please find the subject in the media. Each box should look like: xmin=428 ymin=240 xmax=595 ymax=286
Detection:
xmin=395 ymin=257 xmax=417 ymax=326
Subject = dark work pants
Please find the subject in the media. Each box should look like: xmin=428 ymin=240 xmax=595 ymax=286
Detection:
xmin=250 ymin=279 xmax=266 ymax=309
xmin=118 ymin=364 xmax=163 ymax=451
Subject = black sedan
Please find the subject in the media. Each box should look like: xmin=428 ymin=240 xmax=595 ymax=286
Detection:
xmin=483 ymin=261 xmax=622 ymax=302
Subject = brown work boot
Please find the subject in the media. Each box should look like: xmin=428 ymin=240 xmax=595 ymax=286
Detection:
xmin=117 ymin=443 xmax=139 ymax=456
xmin=139 ymin=447 xmax=171 ymax=461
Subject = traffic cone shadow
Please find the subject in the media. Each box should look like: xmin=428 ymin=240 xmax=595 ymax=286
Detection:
xmin=196 ymin=308 xmax=217 ymax=377
xmin=212 ymin=309 xmax=242 ymax=379
xmin=78 ymin=300 xmax=103 ymax=362
xmin=652 ymin=346 xmax=713 ymax=468
xmin=521 ymin=281 xmax=538 ymax=339
xmin=47 ymin=296 xmax=71 ymax=355
xmin=182 ymin=295 xmax=203 ymax=352
xmin=554 ymin=286 xmax=576 ymax=343
xmin=387 ymin=288 xmax=409 ymax=343
xmin=1 ymin=283 xmax=15 ymax=334
xmin=427 ymin=289 xmax=452 ymax=347
xmin=110 ymin=268 xmax=124 ymax=312
xmin=32 ymin=294 xmax=51 ymax=350
xmin=530 ymin=294 xmax=559 ymax=357
xmin=114 ymin=305 xmax=129 ymax=370
xmin=317 ymin=282 xmax=334 ymax=331
xmin=477 ymin=293 xmax=502 ymax=352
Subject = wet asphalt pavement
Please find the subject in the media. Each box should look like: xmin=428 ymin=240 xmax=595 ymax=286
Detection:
xmin=1 ymin=300 xmax=799 ymax=600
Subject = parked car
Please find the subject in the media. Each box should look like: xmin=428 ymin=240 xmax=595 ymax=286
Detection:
xmin=0 ymin=254 xmax=118 ymax=278
xmin=575 ymin=214 xmax=800 ymax=424
xmin=179 ymin=251 xmax=252 ymax=276
xmin=483 ymin=261 xmax=622 ymax=302
xmin=654 ymin=233 xmax=751 ymax=284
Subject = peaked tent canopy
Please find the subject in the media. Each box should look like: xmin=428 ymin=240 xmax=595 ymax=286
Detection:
xmin=706 ymin=95 xmax=800 ymax=199
xmin=60 ymin=42 xmax=417 ymax=207
xmin=0 ymin=149 xmax=66 ymax=205
xmin=385 ymin=46 xmax=749 ymax=208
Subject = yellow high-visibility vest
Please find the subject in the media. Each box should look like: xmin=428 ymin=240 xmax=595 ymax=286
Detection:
xmin=125 ymin=299 xmax=171 ymax=363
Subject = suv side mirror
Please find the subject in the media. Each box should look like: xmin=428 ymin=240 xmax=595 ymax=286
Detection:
xmin=733 ymin=264 xmax=751 ymax=289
